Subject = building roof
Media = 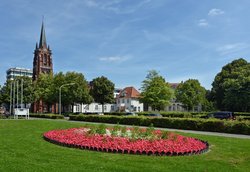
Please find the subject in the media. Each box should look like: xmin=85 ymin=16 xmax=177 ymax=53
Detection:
xmin=39 ymin=21 xmax=47 ymax=48
xmin=169 ymin=83 xmax=180 ymax=89
xmin=117 ymin=86 xmax=140 ymax=99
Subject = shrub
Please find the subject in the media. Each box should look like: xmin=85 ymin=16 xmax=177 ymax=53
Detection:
xmin=69 ymin=115 xmax=250 ymax=135
xmin=30 ymin=113 xmax=64 ymax=119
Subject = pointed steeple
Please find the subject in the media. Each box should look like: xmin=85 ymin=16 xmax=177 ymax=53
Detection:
xmin=39 ymin=21 xmax=47 ymax=48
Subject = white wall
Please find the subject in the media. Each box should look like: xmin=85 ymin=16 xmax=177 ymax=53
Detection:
xmin=73 ymin=103 xmax=116 ymax=113
xmin=116 ymin=98 xmax=143 ymax=112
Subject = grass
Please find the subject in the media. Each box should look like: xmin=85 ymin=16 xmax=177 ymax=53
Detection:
xmin=0 ymin=119 xmax=250 ymax=172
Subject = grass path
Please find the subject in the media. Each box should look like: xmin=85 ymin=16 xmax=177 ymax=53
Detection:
xmin=0 ymin=120 xmax=250 ymax=172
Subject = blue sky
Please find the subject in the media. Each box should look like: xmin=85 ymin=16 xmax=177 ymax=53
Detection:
xmin=1 ymin=0 xmax=250 ymax=90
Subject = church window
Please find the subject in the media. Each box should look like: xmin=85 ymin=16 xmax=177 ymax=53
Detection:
xmin=44 ymin=55 xmax=47 ymax=65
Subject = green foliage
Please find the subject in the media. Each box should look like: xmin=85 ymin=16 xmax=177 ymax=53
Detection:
xmin=90 ymin=76 xmax=115 ymax=113
xmin=69 ymin=115 xmax=250 ymax=135
xmin=175 ymin=79 xmax=207 ymax=111
xmin=0 ymin=76 xmax=34 ymax=106
xmin=211 ymin=58 xmax=250 ymax=111
xmin=140 ymin=70 xmax=174 ymax=111
xmin=29 ymin=113 xmax=64 ymax=119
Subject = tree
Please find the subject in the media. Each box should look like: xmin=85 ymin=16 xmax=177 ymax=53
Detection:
xmin=53 ymin=72 xmax=92 ymax=113
xmin=0 ymin=76 xmax=34 ymax=110
xmin=211 ymin=58 xmax=250 ymax=111
xmin=33 ymin=73 xmax=54 ymax=105
xmin=175 ymin=79 xmax=206 ymax=111
xmin=140 ymin=70 xmax=174 ymax=111
xmin=90 ymin=76 xmax=115 ymax=113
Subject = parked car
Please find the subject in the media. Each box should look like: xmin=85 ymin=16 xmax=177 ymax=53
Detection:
xmin=146 ymin=113 xmax=162 ymax=117
xmin=201 ymin=111 xmax=235 ymax=120
xmin=124 ymin=112 xmax=138 ymax=116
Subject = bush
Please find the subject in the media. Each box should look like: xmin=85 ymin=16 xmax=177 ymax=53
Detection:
xmin=30 ymin=113 xmax=64 ymax=119
xmin=69 ymin=115 xmax=250 ymax=135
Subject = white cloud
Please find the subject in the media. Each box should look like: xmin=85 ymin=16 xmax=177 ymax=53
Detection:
xmin=198 ymin=19 xmax=208 ymax=27
xmin=83 ymin=0 xmax=152 ymax=14
xmin=208 ymin=8 xmax=225 ymax=16
xmin=99 ymin=56 xmax=129 ymax=62
xmin=216 ymin=43 xmax=250 ymax=55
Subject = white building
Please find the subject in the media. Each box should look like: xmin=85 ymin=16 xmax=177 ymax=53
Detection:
xmin=73 ymin=86 xmax=143 ymax=113
xmin=6 ymin=67 xmax=32 ymax=80
xmin=116 ymin=87 xmax=143 ymax=112
xmin=73 ymin=103 xmax=116 ymax=113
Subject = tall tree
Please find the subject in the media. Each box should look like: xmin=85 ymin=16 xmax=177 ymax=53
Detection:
xmin=175 ymin=79 xmax=206 ymax=111
xmin=211 ymin=58 xmax=250 ymax=111
xmin=140 ymin=70 xmax=174 ymax=111
xmin=90 ymin=76 xmax=115 ymax=113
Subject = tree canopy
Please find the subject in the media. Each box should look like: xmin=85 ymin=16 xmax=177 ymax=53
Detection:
xmin=211 ymin=58 xmax=250 ymax=111
xmin=90 ymin=76 xmax=115 ymax=112
xmin=0 ymin=76 xmax=34 ymax=108
xmin=140 ymin=70 xmax=174 ymax=111
xmin=175 ymin=79 xmax=207 ymax=111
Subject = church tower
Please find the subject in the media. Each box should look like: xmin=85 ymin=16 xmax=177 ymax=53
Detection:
xmin=33 ymin=21 xmax=53 ymax=80
xmin=33 ymin=21 xmax=56 ymax=113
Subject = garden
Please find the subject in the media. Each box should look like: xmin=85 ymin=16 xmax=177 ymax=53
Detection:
xmin=0 ymin=119 xmax=250 ymax=172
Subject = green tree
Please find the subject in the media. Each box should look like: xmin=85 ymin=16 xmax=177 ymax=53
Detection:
xmin=53 ymin=72 xmax=92 ymax=113
xmin=175 ymin=79 xmax=206 ymax=111
xmin=90 ymin=76 xmax=115 ymax=113
xmin=33 ymin=73 xmax=55 ymax=109
xmin=140 ymin=70 xmax=174 ymax=111
xmin=211 ymin=58 xmax=250 ymax=111
xmin=0 ymin=76 xmax=34 ymax=109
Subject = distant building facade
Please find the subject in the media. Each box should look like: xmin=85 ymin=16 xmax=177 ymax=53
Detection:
xmin=73 ymin=86 xmax=143 ymax=113
xmin=6 ymin=67 xmax=32 ymax=80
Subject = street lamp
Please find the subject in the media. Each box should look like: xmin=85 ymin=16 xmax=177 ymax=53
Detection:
xmin=59 ymin=83 xmax=75 ymax=115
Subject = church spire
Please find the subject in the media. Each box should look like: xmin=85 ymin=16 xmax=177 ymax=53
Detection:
xmin=39 ymin=21 xmax=47 ymax=48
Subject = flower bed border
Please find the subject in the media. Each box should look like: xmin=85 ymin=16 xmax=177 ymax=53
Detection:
xmin=43 ymin=129 xmax=209 ymax=156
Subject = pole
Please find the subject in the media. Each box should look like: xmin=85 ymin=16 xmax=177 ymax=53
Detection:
xmin=59 ymin=86 xmax=61 ymax=115
xmin=59 ymin=83 xmax=75 ymax=115
xmin=16 ymin=80 xmax=19 ymax=109
xmin=13 ymin=81 xmax=15 ymax=110
xmin=10 ymin=82 xmax=12 ymax=115
xmin=21 ymin=79 xmax=23 ymax=108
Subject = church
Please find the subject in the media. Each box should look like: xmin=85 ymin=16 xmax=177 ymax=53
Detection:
xmin=32 ymin=22 xmax=57 ymax=113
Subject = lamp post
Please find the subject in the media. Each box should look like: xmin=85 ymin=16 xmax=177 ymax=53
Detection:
xmin=59 ymin=83 xmax=75 ymax=115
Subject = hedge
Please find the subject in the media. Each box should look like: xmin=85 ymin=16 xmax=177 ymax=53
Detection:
xmin=30 ymin=113 xmax=64 ymax=119
xmin=69 ymin=115 xmax=250 ymax=135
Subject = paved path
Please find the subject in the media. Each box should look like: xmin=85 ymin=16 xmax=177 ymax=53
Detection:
xmin=31 ymin=117 xmax=250 ymax=139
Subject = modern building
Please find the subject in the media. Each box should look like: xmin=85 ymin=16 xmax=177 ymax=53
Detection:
xmin=6 ymin=67 xmax=32 ymax=80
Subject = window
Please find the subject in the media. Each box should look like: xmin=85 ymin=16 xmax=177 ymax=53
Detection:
xmin=44 ymin=54 xmax=47 ymax=65
xmin=95 ymin=105 xmax=98 ymax=110
xmin=127 ymin=99 xmax=130 ymax=104
xmin=111 ymin=105 xmax=114 ymax=111
xmin=138 ymin=107 xmax=140 ymax=112
xmin=104 ymin=105 xmax=107 ymax=111
xmin=122 ymin=99 xmax=125 ymax=103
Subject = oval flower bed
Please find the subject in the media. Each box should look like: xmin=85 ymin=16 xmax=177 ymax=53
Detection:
xmin=43 ymin=125 xmax=209 ymax=156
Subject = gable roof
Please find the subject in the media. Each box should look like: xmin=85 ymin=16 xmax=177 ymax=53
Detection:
xmin=169 ymin=83 xmax=180 ymax=89
xmin=117 ymin=86 xmax=140 ymax=99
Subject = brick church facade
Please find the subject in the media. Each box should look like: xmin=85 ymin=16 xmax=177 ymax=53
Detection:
xmin=32 ymin=22 xmax=57 ymax=113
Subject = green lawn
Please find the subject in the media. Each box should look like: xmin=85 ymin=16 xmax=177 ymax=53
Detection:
xmin=0 ymin=119 xmax=249 ymax=172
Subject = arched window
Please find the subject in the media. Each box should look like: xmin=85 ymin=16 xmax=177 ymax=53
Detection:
xmin=43 ymin=54 xmax=47 ymax=65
